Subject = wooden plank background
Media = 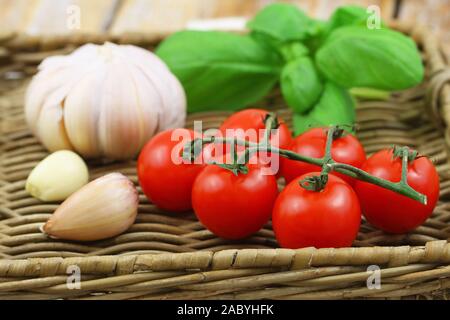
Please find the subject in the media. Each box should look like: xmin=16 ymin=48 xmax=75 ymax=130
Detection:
xmin=0 ymin=0 xmax=448 ymax=53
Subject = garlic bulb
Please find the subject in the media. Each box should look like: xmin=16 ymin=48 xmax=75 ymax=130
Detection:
xmin=43 ymin=172 xmax=138 ymax=241
xmin=26 ymin=150 xmax=89 ymax=201
xmin=25 ymin=42 xmax=186 ymax=160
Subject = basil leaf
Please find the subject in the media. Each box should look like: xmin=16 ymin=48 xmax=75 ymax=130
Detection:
xmin=327 ymin=5 xmax=371 ymax=31
xmin=250 ymin=31 xmax=283 ymax=53
xmin=279 ymin=42 xmax=309 ymax=62
xmin=293 ymin=82 xmax=355 ymax=135
xmin=250 ymin=33 xmax=310 ymax=63
xmin=316 ymin=26 xmax=424 ymax=90
xmin=302 ymin=19 xmax=328 ymax=53
xmin=249 ymin=31 xmax=291 ymax=62
xmin=308 ymin=6 xmax=383 ymax=52
xmin=307 ymin=19 xmax=328 ymax=38
xmin=247 ymin=3 xmax=312 ymax=42
xmin=156 ymin=31 xmax=282 ymax=112
xmin=281 ymin=57 xmax=323 ymax=113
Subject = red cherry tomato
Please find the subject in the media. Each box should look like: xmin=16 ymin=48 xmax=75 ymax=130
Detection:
xmin=137 ymin=129 xmax=204 ymax=212
xmin=354 ymin=149 xmax=440 ymax=233
xmin=219 ymin=109 xmax=292 ymax=175
xmin=219 ymin=108 xmax=292 ymax=149
xmin=273 ymin=173 xmax=361 ymax=249
xmin=192 ymin=164 xmax=279 ymax=239
xmin=281 ymin=128 xmax=366 ymax=185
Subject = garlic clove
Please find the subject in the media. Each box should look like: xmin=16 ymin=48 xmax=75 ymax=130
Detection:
xmin=64 ymin=69 xmax=105 ymax=158
xmin=43 ymin=172 xmax=138 ymax=241
xmin=26 ymin=150 xmax=89 ymax=202
xmin=26 ymin=48 xmax=100 ymax=131
xmin=26 ymin=53 xmax=102 ymax=149
xmin=158 ymin=73 xmax=187 ymax=130
xmin=25 ymin=69 xmax=72 ymax=135
xmin=36 ymin=101 xmax=74 ymax=152
xmin=127 ymin=64 xmax=162 ymax=145
xmin=97 ymin=63 xmax=148 ymax=159
xmin=124 ymin=45 xmax=186 ymax=130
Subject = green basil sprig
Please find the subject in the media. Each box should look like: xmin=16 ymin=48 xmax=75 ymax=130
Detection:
xmin=247 ymin=3 xmax=319 ymax=43
xmin=156 ymin=4 xmax=424 ymax=134
xmin=316 ymin=26 xmax=424 ymax=90
xmin=156 ymin=31 xmax=282 ymax=112
xmin=293 ymin=82 xmax=355 ymax=134
xmin=326 ymin=5 xmax=372 ymax=32
xmin=281 ymin=56 xmax=323 ymax=113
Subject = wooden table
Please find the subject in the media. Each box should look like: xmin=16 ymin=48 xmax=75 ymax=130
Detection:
xmin=0 ymin=0 xmax=448 ymax=54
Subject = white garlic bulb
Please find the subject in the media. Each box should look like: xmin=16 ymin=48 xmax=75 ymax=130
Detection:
xmin=25 ymin=42 xmax=186 ymax=160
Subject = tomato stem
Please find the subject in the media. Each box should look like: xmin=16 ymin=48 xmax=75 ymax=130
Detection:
xmin=184 ymin=123 xmax=428 ymax=204
xmin=300 ymin=127 xmax=336 ymax=192
xmin=263 ymin=112 xmax=278 ymax=142
xmin=330 ymin=163 xmax=426 ymax=204
xmin=393 ymin=145 xmax=418 ymax=163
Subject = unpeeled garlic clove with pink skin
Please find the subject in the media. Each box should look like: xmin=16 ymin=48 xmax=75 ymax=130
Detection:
xmin=43 ymin=172 xmax=138 ymax=241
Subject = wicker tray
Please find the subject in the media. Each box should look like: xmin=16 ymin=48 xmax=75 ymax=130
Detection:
xmin=1 ymin=23 xmax=450 ymax=300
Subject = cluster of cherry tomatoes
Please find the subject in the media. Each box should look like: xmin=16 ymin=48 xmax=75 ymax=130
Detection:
xmin=137 ymin=109 xmax=440 ymax=249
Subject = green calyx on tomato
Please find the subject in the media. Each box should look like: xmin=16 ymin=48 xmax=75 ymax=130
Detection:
xmin=299 ymin=171 xmax=329 ymax=192
xmin=280 ymin=127 xmax=366 ymax=186
xmin=392 ymin=145 xmax=419 ymax=163
xmin=354 ymin=148 xmax=439 ymax=234
xmin=273 ymin=173 xmax=361 ymax=249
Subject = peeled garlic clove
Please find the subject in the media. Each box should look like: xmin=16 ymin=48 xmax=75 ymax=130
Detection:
xmin=26 ymin=150 xmax=89 ymax=201
xmin=43 ymin=172 xmax=138 ymax=241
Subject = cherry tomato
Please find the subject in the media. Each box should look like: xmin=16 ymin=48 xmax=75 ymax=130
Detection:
xmin=272 ymin=173 xmax=361 ymax=249
xmin=281 ymin=128 xmax=366 ymax=185
xmin=354 ymin=149 xmax=440 ymax=233
xmin=137 ymin=129 xmax=204 ymax=212
xmin=219 ymin=109 xmax=292 ymax=175
xmin=219 ymin=108 xmax=292 ymax=149
xmin=192 ymin=164 xmax=279 ymax=239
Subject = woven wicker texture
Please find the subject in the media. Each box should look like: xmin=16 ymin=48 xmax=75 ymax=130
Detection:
xmin=1 ymin=23 xmax=450 ymax=299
